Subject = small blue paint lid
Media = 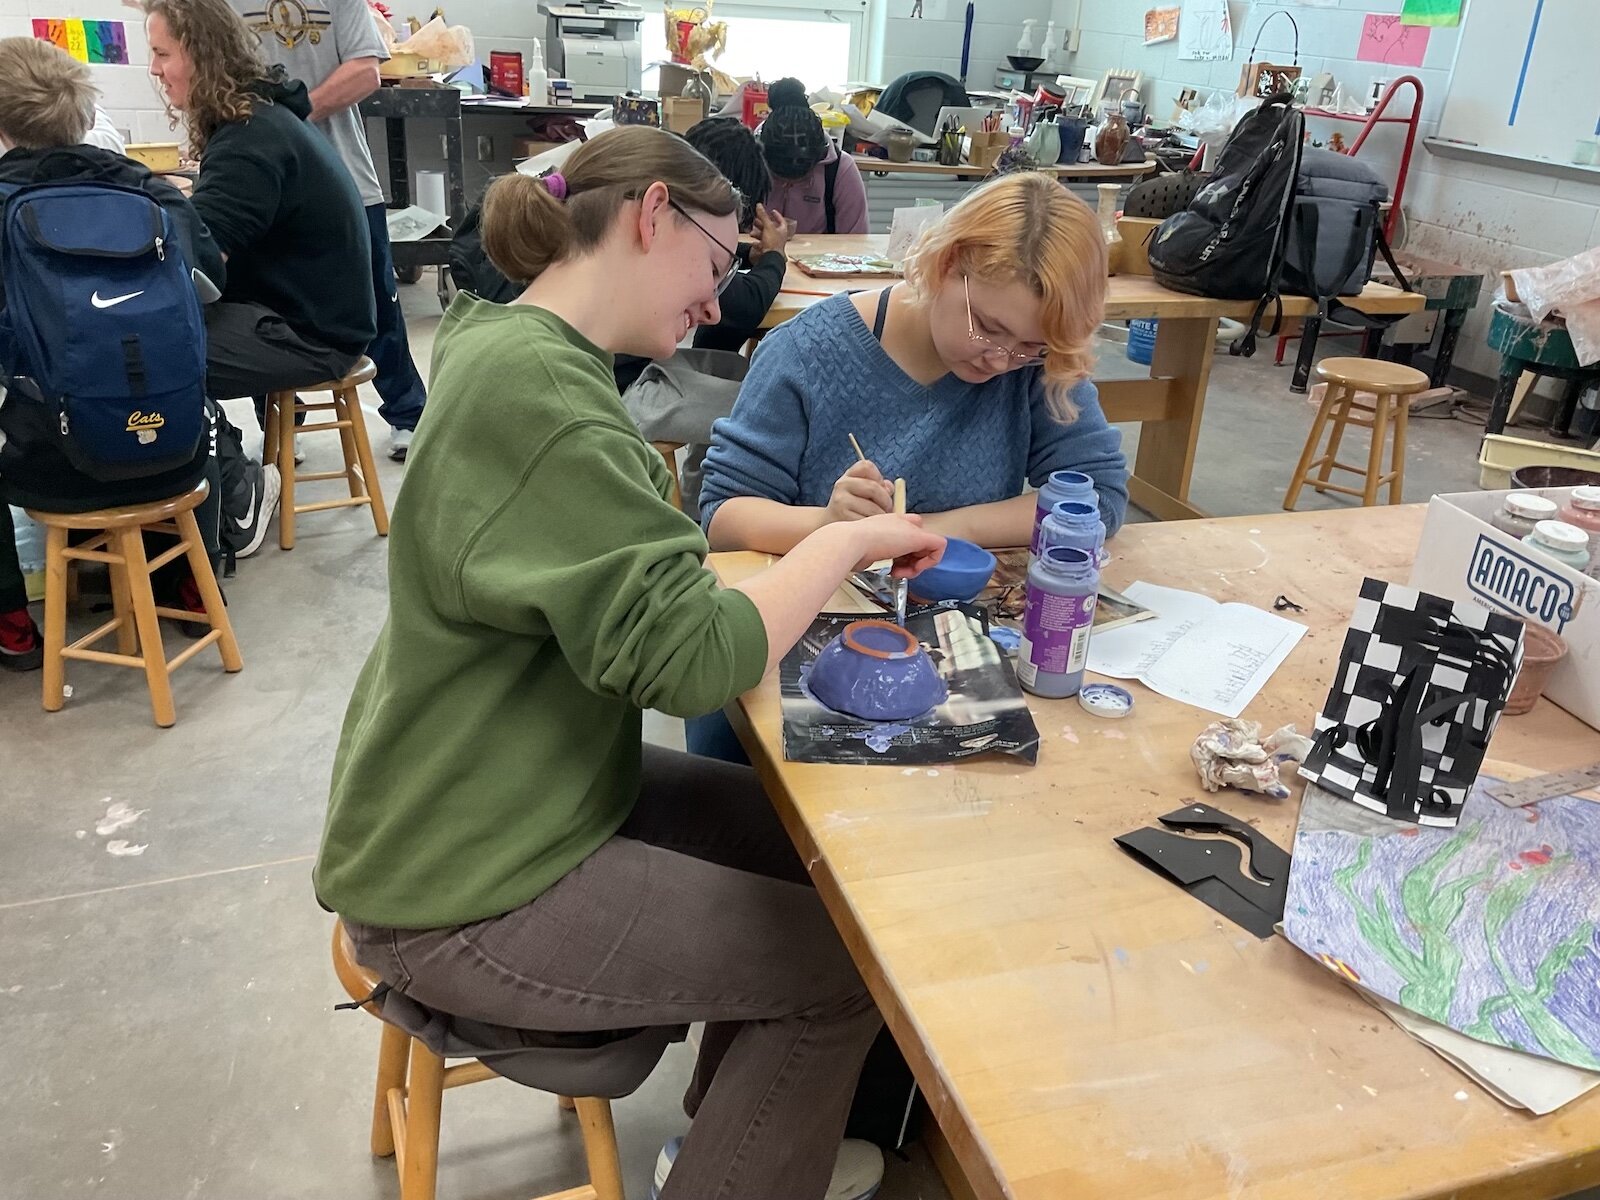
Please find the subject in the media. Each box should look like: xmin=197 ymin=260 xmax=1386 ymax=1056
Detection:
xmin=1078 ymin=683 xmax=1134 ymax=718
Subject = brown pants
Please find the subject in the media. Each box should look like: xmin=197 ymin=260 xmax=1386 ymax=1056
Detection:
xmin=345 ymin=746 xmax=882 ymax=1200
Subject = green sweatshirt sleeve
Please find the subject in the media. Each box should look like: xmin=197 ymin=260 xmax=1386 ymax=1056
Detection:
xmin=457 ymin=418 xmax=769 ymax=718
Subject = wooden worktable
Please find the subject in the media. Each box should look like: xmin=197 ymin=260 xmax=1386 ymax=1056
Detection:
xmin=711 ymin=505 xmax=1600 ymax=1200
xmin=853 ymin=154 xmax=1157 ymax=180
xmin=767 ymin=236 xmax=1422 ymax=521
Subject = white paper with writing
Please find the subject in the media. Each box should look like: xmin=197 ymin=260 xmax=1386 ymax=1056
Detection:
xmin=1086 ymin=582 xmax=1306 ymax=718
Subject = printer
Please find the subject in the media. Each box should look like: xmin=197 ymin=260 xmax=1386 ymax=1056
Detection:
xmin=540 ymin=2 xmax=645 ymax=102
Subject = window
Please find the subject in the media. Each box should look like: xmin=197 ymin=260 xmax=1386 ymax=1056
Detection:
xmin=644 ymin=0 xmax=870 ymax=94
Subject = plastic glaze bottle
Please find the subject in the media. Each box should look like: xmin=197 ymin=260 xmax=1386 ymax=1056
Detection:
xmin=1039 ymin=500 xmax=1106 ymax=565
xmin=1031 ymin=470 xmax=1096 ymax=553
xmin=1521 ymin=520 xmax=1592 ymax=574
xmin=1019 ymin=546 xmax=1099 ymax=699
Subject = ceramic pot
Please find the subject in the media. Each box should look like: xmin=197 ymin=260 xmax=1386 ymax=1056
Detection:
xmin=908 ymin=537 xmax=998 ymax=604
xmin=807 ymin=620 xmax=948 ymax=721
xmin=1503 ymin=620 xmax=1567 ymax=716
xmin=1095 ymin=112 xmax=1129 ymax=165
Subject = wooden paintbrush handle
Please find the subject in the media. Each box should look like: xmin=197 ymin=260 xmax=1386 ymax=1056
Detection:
xmin=893 ymin=477 xmax=906 ymax=516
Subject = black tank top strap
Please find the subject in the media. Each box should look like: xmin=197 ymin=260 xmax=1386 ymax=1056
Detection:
xmin=872 ymin=285 xmax=894 ymax=341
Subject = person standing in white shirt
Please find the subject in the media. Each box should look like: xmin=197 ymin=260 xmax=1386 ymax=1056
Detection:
xmin=229 ymin=0 xmax=427 ymax=460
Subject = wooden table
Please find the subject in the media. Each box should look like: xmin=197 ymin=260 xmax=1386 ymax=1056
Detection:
xmin=711 ymin=505 xmax=1600 ymax=1200
xmin=766 ymin=236 xmax=1423 ymax=522
xmin=853 ymin=155 xmax=1157 ymax=180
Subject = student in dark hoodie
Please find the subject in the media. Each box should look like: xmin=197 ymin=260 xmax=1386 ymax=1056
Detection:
xmin=143 ymin=0 xmax=376 ymax=407
xmin=759 ymin=77 xmax=868 ymax=235
xmin=0 ymin=36 xmax=241 ymax=670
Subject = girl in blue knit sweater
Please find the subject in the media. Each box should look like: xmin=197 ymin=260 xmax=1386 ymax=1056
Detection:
xmin=699 ymin=170 xmax=1128 ymax=553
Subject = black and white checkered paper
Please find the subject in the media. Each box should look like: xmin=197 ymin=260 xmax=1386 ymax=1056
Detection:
xmin=1300 ymin=578 xmax=1524 ymax=827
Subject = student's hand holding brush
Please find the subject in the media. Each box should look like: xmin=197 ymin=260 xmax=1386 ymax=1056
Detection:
xmin=826 ymin=459 xmax=895 ymax=522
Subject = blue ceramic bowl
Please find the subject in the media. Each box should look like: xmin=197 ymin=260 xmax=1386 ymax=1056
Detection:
xmin=807 ymin=620 xmax=948 ymax=721
xmin=908 ymin=537 xmax=997 ymax=604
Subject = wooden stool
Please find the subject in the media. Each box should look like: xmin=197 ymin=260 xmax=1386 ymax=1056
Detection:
xmin=263 ymin=358 xmax=389 ymax=550
xmin=27 ymin=483 xmax=242 ymax=728
xmin=652 ymin=440 xmax=685 ymax=512
xmin=330 ymin=921 xmax=625 ymax=1200
xmin=1283 ymin=357 xmax=1432 ymax=510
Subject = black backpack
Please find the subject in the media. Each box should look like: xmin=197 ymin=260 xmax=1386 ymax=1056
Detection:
xmin=1147 ymin=94 xmax=1304 ymax=348
xmin=447 ymin=202 xmax=519 ymax=304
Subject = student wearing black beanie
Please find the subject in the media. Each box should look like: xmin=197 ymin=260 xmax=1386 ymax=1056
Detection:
xmin=758 ymin=77 xmax=868 ymax=234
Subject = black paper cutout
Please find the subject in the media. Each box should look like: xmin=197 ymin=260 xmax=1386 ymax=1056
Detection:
xmin=1114 ymin=804 xmax=1290 ymax=939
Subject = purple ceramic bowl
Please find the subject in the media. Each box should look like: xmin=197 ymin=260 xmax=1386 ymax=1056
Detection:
xmin=807 ymin=620 xmax=948 ymax=721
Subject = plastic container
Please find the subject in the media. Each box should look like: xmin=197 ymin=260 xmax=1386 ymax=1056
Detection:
xmin=1032 ymin=470 xmax=1097 ymax=553
xmin=1127 ymin=318 xmax=1158 ymax=365
xmin=1039 ymin=500 xmax=1106 ymax=565
xmin=1559 ymin=486 xmax=1600 ymax=535
xmin=1490 ymin=492 xmax=1558 ymax=540
xmin=1477 ymin=433 xmax=1600 ymax=490
xmin=524 ymin=38 xmax=550 ymax=104
xmin=1018 ymin=546 xmax=1099 ymax=699
xmin=1521 ymin=520 xmax=1592 ymax=573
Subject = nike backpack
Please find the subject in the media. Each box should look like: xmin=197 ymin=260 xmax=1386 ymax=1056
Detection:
xmin=1147 ymin=93 xmax=1305 ymax=355
xmin=0 ymin=178 xmax=207 ymax=481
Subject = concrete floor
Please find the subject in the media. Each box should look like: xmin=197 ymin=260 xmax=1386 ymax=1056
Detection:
xmin=0 ymin=275 xmax=1582 ymax=1199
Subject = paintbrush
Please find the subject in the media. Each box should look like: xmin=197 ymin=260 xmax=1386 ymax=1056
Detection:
xmin=893 ymin=477 xmax=908 ymax=627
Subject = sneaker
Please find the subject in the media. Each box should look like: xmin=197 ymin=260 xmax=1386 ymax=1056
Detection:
xmin=388 ymin=427 xmax=413 ymax=461
xmin=0 ymin=607 xmax=43 ymax=672
xmin=293 ymin=433 xmax=305 ymax=466
xmin=648 ymin=1136 xmax=882 ymax=1200
xmin=159 ymin=572 xmax=216 ymax=640
xmin=234 ymin=463 xmax=281 ymax=561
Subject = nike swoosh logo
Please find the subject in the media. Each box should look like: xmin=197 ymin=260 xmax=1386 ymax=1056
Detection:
xmin=91 ymin=290 xmax=144 ymax=309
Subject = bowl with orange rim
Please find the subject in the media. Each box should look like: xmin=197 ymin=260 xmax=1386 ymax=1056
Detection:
xmin=805 ymin=619 xmax=948 ymax=721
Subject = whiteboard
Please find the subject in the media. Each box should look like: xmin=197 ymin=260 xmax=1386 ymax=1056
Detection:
xmin=1436 ymin=0 xmax=1600 ymax=168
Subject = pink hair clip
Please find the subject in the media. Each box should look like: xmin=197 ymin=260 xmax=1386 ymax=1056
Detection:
xmin=542 ymin=171 xmax=568 ymax=200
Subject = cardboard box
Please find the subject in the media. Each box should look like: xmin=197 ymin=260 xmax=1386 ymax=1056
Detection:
xmin=1408 ymin=488 xmax=1600 ymax=730
xmin=512 ymin=137 xmax=565 ymax=159
xmin=663 ymin=96 xmax=705 ymax=135
xmin=966 ymin=130 xmax=1008 ymax=171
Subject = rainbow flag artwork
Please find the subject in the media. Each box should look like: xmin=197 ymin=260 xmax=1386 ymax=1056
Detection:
xmin=32 ymin=17 xmax=130 ymax=64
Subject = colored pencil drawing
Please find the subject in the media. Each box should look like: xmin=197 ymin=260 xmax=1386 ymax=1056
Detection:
xmin=1284 ymin=781 xmax=1600 ymax=1070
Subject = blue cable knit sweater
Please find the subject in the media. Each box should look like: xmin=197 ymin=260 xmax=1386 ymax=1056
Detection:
xmin=698 ymin=293 xmax=1129 ymax=537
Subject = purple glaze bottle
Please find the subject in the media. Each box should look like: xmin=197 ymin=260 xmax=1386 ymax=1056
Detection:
xmin=1031 ymin=470 xmax=1097 ymax=554
xmin=1038 ymin=500 xmax=1107 ymax=566
xmin=1018 ymin=546 xmax=1099 ymax=699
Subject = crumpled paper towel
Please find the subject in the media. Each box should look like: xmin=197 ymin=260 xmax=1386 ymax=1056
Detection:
xmin=1190 ymin=718 xmax=1313 ymax=800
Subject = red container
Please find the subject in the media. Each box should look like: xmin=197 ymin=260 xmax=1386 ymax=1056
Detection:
xmin=741 ymin=84 xmax=770 ymax=130
xmin=489 ymin=49 xmax=524 ymax=97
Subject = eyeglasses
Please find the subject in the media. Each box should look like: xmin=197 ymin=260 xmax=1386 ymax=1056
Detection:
xmin=669 ymin=199 xmax=740 ymax=296
xmin=964 ymin=275 xmax=1046 ymax=367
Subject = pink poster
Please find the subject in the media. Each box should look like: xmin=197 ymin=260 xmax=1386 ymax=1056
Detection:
xmin=1357 ymin=13 xmax=1430 ymax=67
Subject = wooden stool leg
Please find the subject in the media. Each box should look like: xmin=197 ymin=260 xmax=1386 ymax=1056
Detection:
xmin=117 ymin=528 xmax=175 ymax=727
xmin=175 ymin=510 xmax=242 ymax=672
xmin=1284 ymin=388 xmax=1337 ymax=511
xmin=341 ymin=386 xmax=390 ymax=537
xmin=1389 ymin=393 xmax=1410 ymax=504
xmin=263 ymin=392 xmax=281 ymax=469
xmin=41 ymin=526 xmax=70 ymax=712
xmin=1313 ymin=387 xmax=1352 ymax=493
xmin=108 ymin=553 xmax=138 ymax=657
xmin=278 ymin=393 xmax=299 ymax=550
xmin=573 ymin=1097 xmax=625 ymax=1200
xmin=557 ymin=1094 xmax=577 ymax=1112
xmin=333 ymin=388 xmax=366 ymax=501
xmin=1362 ymin=395 xmax=1390 ymax=507
xmin=371 ymin=1022 xmax=409 ymax=1158
xmin=400 ymin=1041 xmax=445 ymax=1200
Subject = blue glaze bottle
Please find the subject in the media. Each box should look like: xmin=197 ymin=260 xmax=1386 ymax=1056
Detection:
xmin=1018 ymin=546 xmax=1099 ymax=699
xmin=1031 ymin=470 xmax=1097 ymax=553
xmin=1039 ymin=500 xmax=1107 ymax=566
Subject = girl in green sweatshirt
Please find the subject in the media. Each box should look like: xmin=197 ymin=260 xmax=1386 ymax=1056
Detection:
xmin=315 ymin=125 xmax=944 ymax=1200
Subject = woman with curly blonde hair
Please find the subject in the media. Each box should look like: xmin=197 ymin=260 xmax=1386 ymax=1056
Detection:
xmin=144 ymin=0 xmax=375 ymax=405
xmin=700 ymin=170 xmax=1127 ymax=556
